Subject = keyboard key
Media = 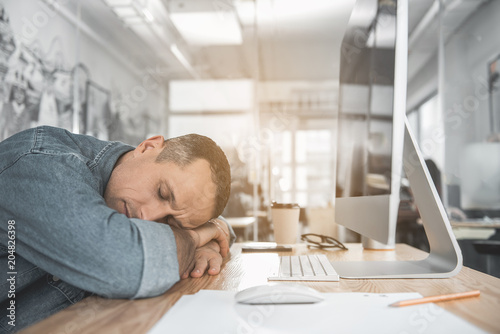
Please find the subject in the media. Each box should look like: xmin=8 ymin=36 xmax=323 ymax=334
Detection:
xmin=291 ymin=256 xmax=302 ymax=277
xmin=279 ymin=256 xmax=291 ymax=277
xmin=268 ymin=255 xmax=340 ymax=282
xmin=317 ymin=254 xmax=338 ymax=276
xmin=309 ymin=255 xmax=326 ymax=276
xmin=300 ymin=255 xmax=315 ymax=277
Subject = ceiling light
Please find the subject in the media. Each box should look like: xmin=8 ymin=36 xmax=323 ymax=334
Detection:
xmin=234 ymin=0 xmax=256 ymax=26
xmin=103 ymin=0 xmax=135 ymax=6
xmin=170 ymin=11 xmax=242 ymax=45
xmin=257 ymin=0 xmax=349 ymax=24
xmin=142 ymin=8 xmax=154 ymax=22
xmin=112 ymin=6 xmax=140 ymax=18
xmin=170 ymin=44 xmax=199 ymax=79
xmin=122 ymin=16 xmax=144 ymax=25
xmin=104 ymin=0 xmax=157 ymax=25
xmin=103 ymin=0 xmax=199 ymax=78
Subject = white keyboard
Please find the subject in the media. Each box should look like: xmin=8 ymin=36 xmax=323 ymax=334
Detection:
xmin=268 ymin=254 xmax=340 ymax=282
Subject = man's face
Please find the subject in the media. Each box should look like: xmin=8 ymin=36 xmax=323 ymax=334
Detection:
xmin=104 ymin=136 xmax=217 ymax=229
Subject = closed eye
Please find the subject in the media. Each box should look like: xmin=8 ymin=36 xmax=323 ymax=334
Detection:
xmin=159 ymin=181 xmax=176 ymax=204
xmin=158 ymin=187 xmax=169 ymax=201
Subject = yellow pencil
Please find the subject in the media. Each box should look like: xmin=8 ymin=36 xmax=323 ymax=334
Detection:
xmin=390 ymin=290 xmax=481 ymax=307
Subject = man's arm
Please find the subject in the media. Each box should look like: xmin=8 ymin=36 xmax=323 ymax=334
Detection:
xmin=0 ymin=129 xmax=197 ymax=300
xmin=0 ymin=156 xmax=183 ymax=299
xmin=169 ymin=225 xmax=196 ymax=275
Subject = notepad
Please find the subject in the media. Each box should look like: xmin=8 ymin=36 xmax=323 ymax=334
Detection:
xmin=148 ymin=290 xmax=486 ymax=334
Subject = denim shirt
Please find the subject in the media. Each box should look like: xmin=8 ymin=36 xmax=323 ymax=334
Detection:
xmin=0 ymin=126 xmax=235 ymax=332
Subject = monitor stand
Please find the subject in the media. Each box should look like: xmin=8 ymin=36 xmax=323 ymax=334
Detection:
xmin=331 ymin=118 xmax=463 ymax=279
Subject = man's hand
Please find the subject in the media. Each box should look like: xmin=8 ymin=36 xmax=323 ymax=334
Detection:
xmin=181 ymin=241 xmax=223 ymax=279
xmin=188 ymin=218 xmax=230 ymax=258
xmin=170 ymin=218 xmax=230 ymax=278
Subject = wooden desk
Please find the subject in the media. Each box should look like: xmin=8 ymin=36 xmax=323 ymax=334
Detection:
xmin=21 ymin=244 xmax=500 ymax=334
xmin=451 ymin=220 xmax=500 ymax=229
xmin=451 ymin=220 xmax=500 ymax=240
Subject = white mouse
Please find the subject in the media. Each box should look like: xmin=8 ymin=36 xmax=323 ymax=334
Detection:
xmin=235 ymin=283 xmax=324 ymax=304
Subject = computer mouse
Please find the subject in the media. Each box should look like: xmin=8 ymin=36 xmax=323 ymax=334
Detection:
xmin=235 ymin=283 xmax=324 ymax=304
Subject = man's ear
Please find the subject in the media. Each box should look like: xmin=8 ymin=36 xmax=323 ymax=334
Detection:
xmin=134 ymin=135 xmax=165 ymax=156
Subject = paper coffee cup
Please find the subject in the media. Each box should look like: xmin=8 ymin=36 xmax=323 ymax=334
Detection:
xmin=271 ymin=202 xmax=300 ymax=245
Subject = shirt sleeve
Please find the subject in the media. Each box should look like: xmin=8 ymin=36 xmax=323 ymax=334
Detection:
xmin=129 ymin=219 xmax=180 ymax=298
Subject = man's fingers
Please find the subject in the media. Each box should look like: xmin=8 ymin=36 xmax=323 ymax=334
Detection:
xmin=190 ymin=257 xmax=208 ymax=278
xmin=188 ymin=244 xmax=223 ymax=278
xmin=181 ymin=265 xmax=192 ymax=279
xmin=207 ymin=256 xmax=222 ymax=275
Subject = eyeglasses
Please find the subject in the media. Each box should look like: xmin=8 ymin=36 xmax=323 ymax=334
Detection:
xmin=300 ymin=233 xmax=348 ymax=250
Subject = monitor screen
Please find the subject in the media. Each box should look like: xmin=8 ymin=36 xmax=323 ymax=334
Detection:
xmin=337 ymin=0 xmax=396 ymax=198
xmin=460 ymin=142 xmax=500 ymax=218
xmin=335 ymin=0 xmax=406 ymax=248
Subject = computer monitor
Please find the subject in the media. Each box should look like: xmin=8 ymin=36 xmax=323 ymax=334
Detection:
xmin=460 ymin=142 xmax=500 ymax=219
xmin=333 ymin=0 xmax=462 ymax=278
xmin=335 ymin=0 xmax=405 ymax=249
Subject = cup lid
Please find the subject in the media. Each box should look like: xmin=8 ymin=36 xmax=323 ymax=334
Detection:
xmin=271 ymin=202 xmax=300 ymax=209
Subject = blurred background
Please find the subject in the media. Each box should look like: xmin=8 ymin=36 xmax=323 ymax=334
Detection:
xmin=0 ymin=0 xmax=499 ymax=275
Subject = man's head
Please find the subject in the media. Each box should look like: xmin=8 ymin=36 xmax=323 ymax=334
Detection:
xmin=156 ymin=134 xmax=231 ymax=218
xmin=104 ymin=134 xmax=231 ymax=229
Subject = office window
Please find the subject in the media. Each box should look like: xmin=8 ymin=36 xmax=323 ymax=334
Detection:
xmin=410 ymin=94 xmax=445 ymax=171
xmin=272 ymin=124 xmax=336 ymax=208
xmin=168 ymin=114 xmax=253 ymax=149
xmin=281 ymin=131 xmax=292 ymax=164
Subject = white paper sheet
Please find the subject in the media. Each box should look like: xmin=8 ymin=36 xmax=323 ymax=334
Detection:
xmin=148 ymin=290 xmax=486 ymax=334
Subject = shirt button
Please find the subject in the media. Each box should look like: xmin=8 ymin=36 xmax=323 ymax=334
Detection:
xmin=52 ymin=276 xmax=60 ymax=282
